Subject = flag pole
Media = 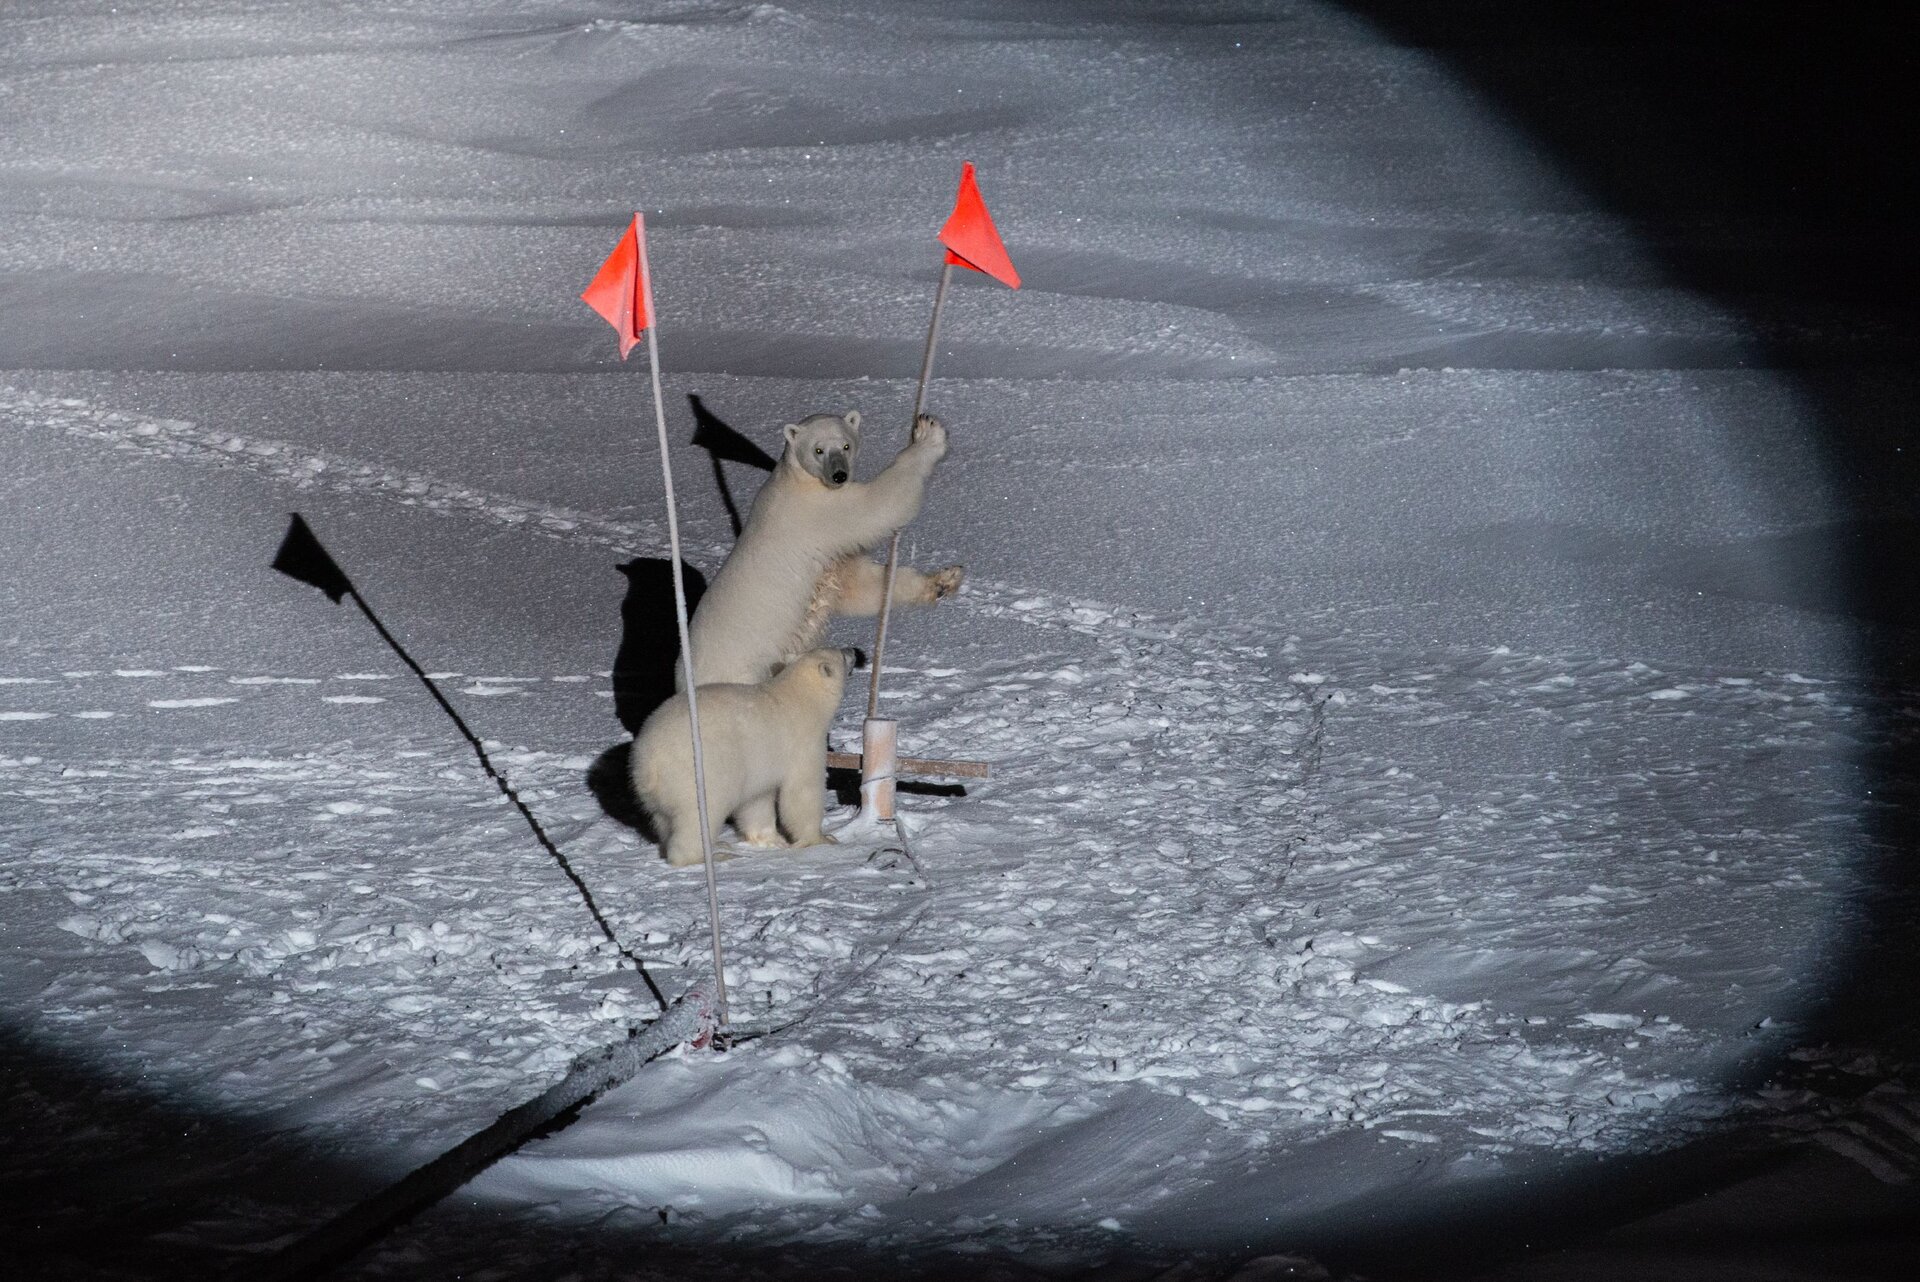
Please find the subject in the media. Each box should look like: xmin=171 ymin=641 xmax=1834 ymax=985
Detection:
xmin=866 ymin=257 xmax=954 ymax=722
xmin=859 ymin=162 xmax=1015 ymax=820
xmin=635 ymin=223 xmax=729 ymax=1033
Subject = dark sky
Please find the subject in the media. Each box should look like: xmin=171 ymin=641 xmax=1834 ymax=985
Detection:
xmin=1346 ymin=2 xmax=1916 ymax=323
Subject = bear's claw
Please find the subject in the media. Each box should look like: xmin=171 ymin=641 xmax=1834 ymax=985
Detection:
xmin=911 ymin=413 xmax=948 ymax=455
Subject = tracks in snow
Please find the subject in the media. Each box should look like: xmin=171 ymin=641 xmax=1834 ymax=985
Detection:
xmin=4 ymin=382 xmax=1886 ymax=1190
xmin=0 ymin=386 xmax=666 ymax=553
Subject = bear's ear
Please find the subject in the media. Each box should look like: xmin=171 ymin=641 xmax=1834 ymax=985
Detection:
xmin=783 ymin=423 xmax=801 ymax=445
xmin=843 ymin=410 xmax=861 ymax=435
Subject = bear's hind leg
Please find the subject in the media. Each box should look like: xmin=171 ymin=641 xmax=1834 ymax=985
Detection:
xmin=831 ymin=556 xmax=965 ymax=617
xmin=659 ymin=812 xmax=708 ymax=868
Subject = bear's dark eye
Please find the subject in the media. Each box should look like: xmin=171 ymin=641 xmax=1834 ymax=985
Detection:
xmin=814 ymin=446 xmax=823 ymax=455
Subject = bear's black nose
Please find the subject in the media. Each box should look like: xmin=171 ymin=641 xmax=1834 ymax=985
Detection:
xmin=830 ymin=469 xmax=849 ymax=485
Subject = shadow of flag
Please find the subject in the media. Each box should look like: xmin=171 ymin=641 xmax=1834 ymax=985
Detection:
xmin=689 ymin=394 xmax=776 ymax=471
xmin=272 ymin=513 xmax=354 ymax=603
xmin=264 ymin=509 xmax=668 ymax=1021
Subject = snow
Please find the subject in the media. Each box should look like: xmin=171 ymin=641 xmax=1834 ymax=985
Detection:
xmin=3 ymin=1 xmax=1916 ymax=1279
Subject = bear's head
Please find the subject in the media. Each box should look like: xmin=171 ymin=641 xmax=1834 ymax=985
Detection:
xmin=771 ymin=646 xmax=857 ymax=705
xmin=782 ymin=411 xmax=861 ymax=488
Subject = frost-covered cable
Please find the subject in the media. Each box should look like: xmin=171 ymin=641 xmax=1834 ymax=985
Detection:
xmin=244 ymin=992 xmax=712 ymax=1282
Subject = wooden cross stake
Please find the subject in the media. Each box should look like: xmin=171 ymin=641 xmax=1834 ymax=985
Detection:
xmin=830 ymin=717 xmax=988 ymax=822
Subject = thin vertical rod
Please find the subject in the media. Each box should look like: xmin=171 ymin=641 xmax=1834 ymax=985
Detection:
xmin=645 ymin=320 xmax=728 ymax=1030
xmin=867 ymin=257 xmax=954 ymax=720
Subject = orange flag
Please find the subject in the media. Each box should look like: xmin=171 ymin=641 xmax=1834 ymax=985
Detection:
xmin=581 ymin=213 xmax=656 ymax=359
xmin=938 ymin=162 xmax=1020 ymax=289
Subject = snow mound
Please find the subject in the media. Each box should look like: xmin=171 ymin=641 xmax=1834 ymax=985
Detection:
xmin=476 ymin=1043 xmax=1078 ymax=1223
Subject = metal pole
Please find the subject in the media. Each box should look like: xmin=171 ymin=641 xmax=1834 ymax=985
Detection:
xmin=645 ymin=321 xmax=728 ymax=1031
xmin=866 ymin=257 xmax=954 ymax=720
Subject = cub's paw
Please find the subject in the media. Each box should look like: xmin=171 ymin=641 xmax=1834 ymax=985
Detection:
xmin=927 ymin=564 xmax=966 ymax=602
xmin=911 ymin=413 xmax=948 ymax=456
xmin=739 ymin=831 xmax=788 ymax=849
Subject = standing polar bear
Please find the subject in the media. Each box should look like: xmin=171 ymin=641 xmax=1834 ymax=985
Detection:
xmin=679 ymin=410 xmax=962 ymax=688
xmin=630 ymin=647 xmax=855 ymax=867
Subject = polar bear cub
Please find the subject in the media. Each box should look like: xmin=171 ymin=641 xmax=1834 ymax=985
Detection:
xmin=680 ymin=410 xmax=962 ymax=688
xmin=631 ymin=647 xmax=855 ymax=867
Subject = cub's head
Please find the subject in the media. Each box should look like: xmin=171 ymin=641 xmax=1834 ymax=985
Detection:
xmin=782 ymin=411 xmax=861 ymax=488
xmin=771 ymin=647 xmax=860 ymax=701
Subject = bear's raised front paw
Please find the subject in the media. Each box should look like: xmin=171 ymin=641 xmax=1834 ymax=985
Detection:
xmin=928 ymin=565 xmax=965 ymax=601
xmin=911 ymin=413 xmax=948 ymax=456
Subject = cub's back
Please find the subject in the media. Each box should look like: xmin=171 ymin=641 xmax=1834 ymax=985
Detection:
xmin=630 ymin=681 xmax=786 ymax=791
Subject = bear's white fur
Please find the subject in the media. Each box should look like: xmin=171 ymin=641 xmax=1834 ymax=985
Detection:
xmin=679 ymin=410 xmax=962 ymax=689
xmin=630 ymin=647 xmax=853 ymax=867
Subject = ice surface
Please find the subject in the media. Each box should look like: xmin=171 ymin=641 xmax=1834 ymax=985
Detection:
xmin=2 ymin=1 xmax=1913 ymax=1278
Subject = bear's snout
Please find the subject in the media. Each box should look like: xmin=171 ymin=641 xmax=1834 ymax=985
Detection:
xmin=828 ymin=467 xmax=849 ymax=486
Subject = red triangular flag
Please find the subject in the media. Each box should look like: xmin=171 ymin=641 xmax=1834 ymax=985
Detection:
xmin=938 ymin=163 xmax=1020 ymax=290
xmin=581 ymin=213 xmax=655 ymax=359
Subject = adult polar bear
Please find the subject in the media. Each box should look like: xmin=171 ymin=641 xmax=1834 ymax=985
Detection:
xmin=679 ymin=410 xmax=962 ymax=688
